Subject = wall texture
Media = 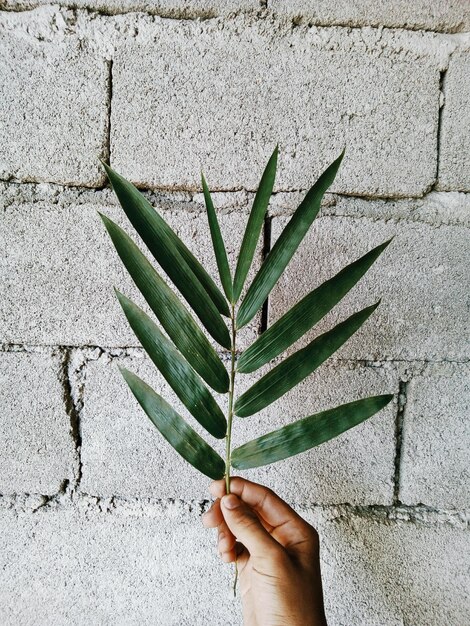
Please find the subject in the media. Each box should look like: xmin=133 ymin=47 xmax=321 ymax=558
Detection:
xmin=0 ymin=2 xmax=469 ymax=625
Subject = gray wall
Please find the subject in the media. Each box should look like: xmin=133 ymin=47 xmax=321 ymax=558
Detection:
xmin=0 ymin=2 xmax=469 ymax=625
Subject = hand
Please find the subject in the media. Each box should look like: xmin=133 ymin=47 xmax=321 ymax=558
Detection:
xmin=202 ymin=477 xmax=327 ymax=626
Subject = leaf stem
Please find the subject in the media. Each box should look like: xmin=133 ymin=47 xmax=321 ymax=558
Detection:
xmin=225 ymin=302 xmax=238 ymax=595
xmin=225 ymin=303 xmax=237 ymax=492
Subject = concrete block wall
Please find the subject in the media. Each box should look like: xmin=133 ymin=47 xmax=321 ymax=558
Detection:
xmin=0 ymin=4 xmax=469 ymax=625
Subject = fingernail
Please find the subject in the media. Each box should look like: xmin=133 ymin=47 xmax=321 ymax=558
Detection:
xmin=218 ymin=531 xmax=226 ymax=541
xmin=222 ymin=494 xmax=240 ymax=510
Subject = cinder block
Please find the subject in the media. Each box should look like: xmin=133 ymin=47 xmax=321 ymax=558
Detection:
xmin=82 ymin=353 xmax=396 ymax=504
xmin=0 ymin=351 xmax=76 ymax=495
xmin=0 ymin=9 xmax=108 ymax=187
xmin=268 ymin=214 xmax=470 ymax=361
xmin=319 ymin=516 xmax=470 ymax=626
xmin=0 ymin=186 xmax=260 ymax=349
xmin=111 ymin=18 xmax=439 ymax=197
xmin=269 ymin=0 xmax=470 ymax=33
xmin=232 ymin=361 xmax=398 ymax=505
xmin=1 ymin=0 xmax=259 ymax=15
xmin=80 ymin=352 xmax=226 ymax=499
xmin=438 ymin=51 xmax=470 ymax=191
xmin=2 ymin=505 xmax=468 ymax=626
xmin=399 ymin=363 xmax=470 ymax=509
xmin=0 ymin=506 xmax=239 ymax=626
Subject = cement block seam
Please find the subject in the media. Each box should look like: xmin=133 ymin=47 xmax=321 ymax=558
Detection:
xmin=1 ymin=2 xmax=470 ymax=35
xmin=1 ymin=180 xmax=470 ymax=231
xmin=1 ymin=491 xmax=468 ymax=530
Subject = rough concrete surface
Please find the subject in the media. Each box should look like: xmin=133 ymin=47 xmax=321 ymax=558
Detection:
xmin=111 ymin=16 xmax=441 ymax=196
xmin=0 ymin=186 xmax=261 ymax=349
xmin=400 ymin=363 xmax=470 ymax=509
xmin=269 ymin=212 xmax=470 ymax=361
xmin=81 ymin=353 xmax=397 ymax=503
xmin=438 ymin=50 xmax=470 ymax=191
xmin=0 ymin=0 xmax=260 ymax=16
xmin=232 ymin=360 xmax=398 ymax=505
xmin=0 ymin=504 xmax=240 ymax=626
xmin=3 ymin=0 xmax=468 ymax=32
xmin=80 ymin=351 xmax=223 ymax=500
xmin=269 ymin=0 xmax=470 ymax=33
xmin=0 ymin=10 xmax=109 ymax=186
xmin=0 ymin=351 xmax=76 ymax=495
xmin=0 ymin=3 xmax=469 ymax=625
xmin=320 ymin=515 xmax=470 ymax=626
xmin=0 ymin=504 xmax=468 ymax=626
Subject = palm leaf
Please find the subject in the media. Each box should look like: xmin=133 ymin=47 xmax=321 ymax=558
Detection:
xmin=120 ymin=366 xmax=225 ymax=479
xmin=237 ymin=239 xmax=392 ymax=373
xmin=102 ymin=163 xmax=231 ymax=348
xmin=231 ymin=394 xmax=394 ymax=469
xmin=234 ymin=301 xmax=379 ymax=417
xmin=201 ymin=172 xmax=233 ymax=301
xmin=116 ymin=290 xmax=227 ymax=439
xmin=232 ymin=145 xmax=278 ymax=302
xmin=99 ymin=212 xmax=229 ymax=393
xmin=236 ymin=151 xmax=344 ymax=329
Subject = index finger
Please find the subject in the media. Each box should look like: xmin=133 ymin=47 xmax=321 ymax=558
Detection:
xmin=209 ymin=477 xmax=317 ymax=549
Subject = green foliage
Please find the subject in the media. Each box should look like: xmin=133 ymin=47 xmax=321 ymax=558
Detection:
xmin=99 ymin=148 xmax=393 ymax=483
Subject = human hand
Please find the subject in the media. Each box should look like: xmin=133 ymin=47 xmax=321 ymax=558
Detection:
xmin=202 ymin=477 xmax=327 ymax=626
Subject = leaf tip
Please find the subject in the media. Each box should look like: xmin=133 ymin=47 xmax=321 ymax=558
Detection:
xmin=99 ymin=159 xmax=112 ymax=175
xmin=117 ymin=364 xmax=131 ymax=380
xmin=381 ymin=393 xmax=395 ymax=408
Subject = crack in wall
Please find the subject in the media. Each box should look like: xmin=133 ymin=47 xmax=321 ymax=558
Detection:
xmin=259 ymin=215 xmax=272 ymax=334
xmin=103 ymin=58 xmax=113 ymax=165
xmin=393 ymin=378 xmax=409 ymax=504
xmin=432 ymin=67 xmax=448 ymax=190
xmin=59 ymin=349 xmax=87 ymax=489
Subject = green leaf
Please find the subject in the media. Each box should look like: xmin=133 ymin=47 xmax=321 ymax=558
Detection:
xmin=236 ymin=151 xmax=344 ymax=329
xmin=172 ymin=228 xmax=231 ymax=319
xmin=231 ymin=394 xmax=394 ymax=469
xmin=98 ymin=212 xmax=229 ymax=393
xmin=119 ymin=366 xmax=225 ymax=479
xmin=201 ymin=172 xmax=233 ymax=301
xmin=232 ymin=146 xmax=278 ymax=302
xmin=102 ymin=163 xmax=231 ymax=348
xmin=234 ymin=301 xmax=379 ymax=417
xmin=237 ymin=239 xmax=392 ymax=373
xmin=116 ymin=290 xmax=227 ymax=439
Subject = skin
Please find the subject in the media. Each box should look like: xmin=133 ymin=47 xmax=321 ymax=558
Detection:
xmin=202 ymin=477 xmax=328 ymax=626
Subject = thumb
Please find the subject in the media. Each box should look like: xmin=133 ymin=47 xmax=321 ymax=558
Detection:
xmin=220 ymin=494 xmax=283 ymax=560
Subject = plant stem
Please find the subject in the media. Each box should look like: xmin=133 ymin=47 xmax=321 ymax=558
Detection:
xmin=225 ymin=303 xmax=238 ymax=596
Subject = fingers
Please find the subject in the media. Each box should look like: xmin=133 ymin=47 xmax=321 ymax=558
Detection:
xmin=210 ymin=477 xmax=302 ymax=528
xmin=219 ymin=493 xmax=284 ymax=560
xmin=218 ymin=519 xmax=237 ymax=561
xmin=202 ymin=499 xmax=237 ymax=561
xmin=201 ymin=498 xmax=223 ymax=528
xmin=210 ymin=477 xmax=318 ymax=556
